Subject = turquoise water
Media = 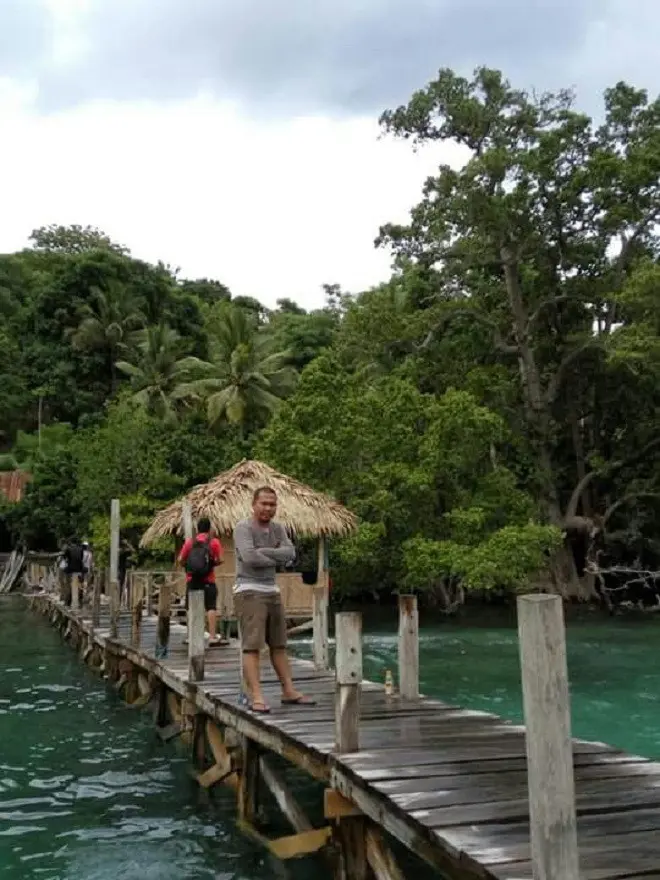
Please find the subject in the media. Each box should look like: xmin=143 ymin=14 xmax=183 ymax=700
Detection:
xmin=353 ymin=606 xmax=660 ymax=760
xmin=0 ymin=597 xmax=321 ymax=879
xmin=2 ymin=597 xmax=660 ymax=879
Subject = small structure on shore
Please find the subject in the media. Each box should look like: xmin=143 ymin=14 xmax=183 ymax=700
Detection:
xmin=139 ymin=459 xmax=357 ymax=621
xmin=0 ymin=469 xmax=31 ymax=504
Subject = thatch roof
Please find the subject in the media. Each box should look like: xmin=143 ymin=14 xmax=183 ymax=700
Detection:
xmin=140 ymin=459 xmax=357 ymax=546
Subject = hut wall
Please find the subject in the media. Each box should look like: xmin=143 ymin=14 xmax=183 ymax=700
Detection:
xmin=217 ymin=533 xmax=236 ymax=577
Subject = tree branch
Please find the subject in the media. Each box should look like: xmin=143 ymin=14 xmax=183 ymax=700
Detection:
xmin=616 ymin=206 xmax=660 ymax=274
xmin=416 ymin=309 xmax=518 ymax=354
xmin=526 ymin=295 xmax=573 ymax=335
xmin=564 ymin=440 xmax=660 ymax=522
xmin=602 ymin=492 xmax=660 ymax=527
xmin=544 ymin=340 xmax=597 ymax=405
xmin=564 ymin=472 xmax=598 ymax=522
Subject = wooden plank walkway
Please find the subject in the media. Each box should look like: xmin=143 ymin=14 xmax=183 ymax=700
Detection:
xmin=30 ymin=593 xmax=660 ymax=880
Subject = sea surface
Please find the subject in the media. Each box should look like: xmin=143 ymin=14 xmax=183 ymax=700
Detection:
xmin=2 ymin=597 xmax=660 ymax=878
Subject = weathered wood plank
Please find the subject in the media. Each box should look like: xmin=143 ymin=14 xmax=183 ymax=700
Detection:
xmin=29 ymin=593 xmax=660 ymax=880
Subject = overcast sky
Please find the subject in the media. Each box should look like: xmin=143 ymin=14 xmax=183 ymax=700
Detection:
xmin=1 ymin=0 xmax=658 ymax=308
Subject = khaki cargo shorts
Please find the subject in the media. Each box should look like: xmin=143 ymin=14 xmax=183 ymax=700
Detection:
xmin=235 ymin=590 xmax=287 ymax=651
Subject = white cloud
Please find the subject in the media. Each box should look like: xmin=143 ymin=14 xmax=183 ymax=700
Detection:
xmin=2 ymin=2 xmax=656 ymax=311
xmin=0 ymin=91 xmax=450 ymax=309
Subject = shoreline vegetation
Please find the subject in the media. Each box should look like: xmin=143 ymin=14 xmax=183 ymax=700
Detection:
xmin=1 ymin=66 xmax=660 ymax=615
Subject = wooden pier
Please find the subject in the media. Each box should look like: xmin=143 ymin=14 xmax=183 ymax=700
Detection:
xmin=26 ymin=585 xmax=660 ymax=880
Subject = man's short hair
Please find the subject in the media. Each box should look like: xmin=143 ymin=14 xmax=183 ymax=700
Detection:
xmin=252 ymin=486 xmax=277 ymax=503
xmin=198 ymin=516 xmax=211 ymax=533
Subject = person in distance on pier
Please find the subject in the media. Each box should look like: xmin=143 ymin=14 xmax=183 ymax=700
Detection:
xmin=233 ymin=487 xmax=316 ymax=713
xmin=178 ymin=516 xmax=228 ymax=648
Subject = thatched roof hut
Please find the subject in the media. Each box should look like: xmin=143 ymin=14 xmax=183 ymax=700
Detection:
xmin=140 ymin=459 xmax=357 ymax=547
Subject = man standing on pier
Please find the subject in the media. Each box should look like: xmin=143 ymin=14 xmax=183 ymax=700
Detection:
xmin=233 ymin=487 xmax=315 ymax=713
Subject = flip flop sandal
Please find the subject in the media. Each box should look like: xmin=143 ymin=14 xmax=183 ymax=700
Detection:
xmin=208 ymin=637 xmax=230 ymax=647
xmin=237 ymin=692 xmax=271 ymax=714
xmin=281 ymin=695 xmax=317 ymax=706
xmin=249 ymin=700 xmax=271 ymax=714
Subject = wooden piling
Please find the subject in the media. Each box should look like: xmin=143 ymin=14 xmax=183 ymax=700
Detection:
xmin=366 ymin=829 xmax=405 ymax=880
xmin=517 ymin=593 xmax=580 ymax=880
xmin=334 ymin=612 xmax=362 ymax=754
xmin=398 ymin=594 xmax=419 ymax=700
xmin=183 ymin=501 xmax=205 ymax=682
xmin=109 ymin=498 xmax=120 ymax=639
xmin=313 ymin=535 xmax=329 ymax=669
xmin=260 ymin=755 xmax=312 ymax=833
xmin=238 ymin=737 xmax=260 ymax=824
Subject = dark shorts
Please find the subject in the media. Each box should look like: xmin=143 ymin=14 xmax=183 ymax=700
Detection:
xmin=186 ymin=581 xmax=218 ymax=613
xmin=235 ymin=591 xmax=287 ymax=652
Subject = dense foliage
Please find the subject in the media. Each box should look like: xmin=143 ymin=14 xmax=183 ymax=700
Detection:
xmin=2 ymin=68 xmax=659 ymax=607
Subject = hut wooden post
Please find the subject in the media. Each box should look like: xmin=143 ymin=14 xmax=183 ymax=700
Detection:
xmin=313 ymin=535 xmax=329 ymax=670
xmin=398 ymin=594 xmax=419 ymax=700
xmin=517 ymin=594 xmax=579 ymax=880
xmin=184 ymin=502 xmax=205 ymax=682
xmin=109 ymin=499 xmax=120 ymax=639
xmin=335 ymin=612 xmax=362 ymax=753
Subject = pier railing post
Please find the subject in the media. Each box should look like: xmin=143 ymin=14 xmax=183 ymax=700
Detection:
xmin=313 ymin=586 xmax=329 ymax=670
xmin=398 ymin=594 xmax=419 ymax=700
xmin=145 ymin=573 xmax=154 ymax=618
xmin=156 ymin=575 xmax=171 ymax=659
xmin=131 ymin=574 xmax=143 ymax=648
xmin=517 ymin=593 xmax=580 ymax=880
xmin=183 ymin=501 xmax=205 ymax=682
xmin=313 ymin=535 xmax=329 ymax=670
xmin=335 ymin=612 xmax=362 ymax=753
xmin=91 ymin=569 xmax=101 ymax=629
xmin=109 ymin=498 xmax=120 ymax=639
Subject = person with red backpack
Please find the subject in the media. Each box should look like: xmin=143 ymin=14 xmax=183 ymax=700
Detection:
xmin=178 ymin=516 xmax=228 ymax=647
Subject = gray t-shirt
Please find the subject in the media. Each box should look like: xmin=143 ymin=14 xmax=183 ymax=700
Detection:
xmin=233 ymin=519 xmax=295 ymax=594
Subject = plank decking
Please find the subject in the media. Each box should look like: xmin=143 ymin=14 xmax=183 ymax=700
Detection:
xmin=30 ymin=593 xmax=660 ymax=880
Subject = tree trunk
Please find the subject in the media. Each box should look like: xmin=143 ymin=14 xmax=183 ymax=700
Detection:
xmin=569 ymin=408 xmax=591 ymax=516
xmin=501 ymin=247 xmax=586 ymax=599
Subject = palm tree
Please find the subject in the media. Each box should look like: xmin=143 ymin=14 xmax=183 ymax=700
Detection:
xmin=116 ymin=324 xmax=202 ymax=423
xmin=70 ymin=281 xmax=145 ymax=390
xmin=179 ymin=306 xmax=296 ymax=433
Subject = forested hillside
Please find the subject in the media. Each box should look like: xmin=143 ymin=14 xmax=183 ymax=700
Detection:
xmin=2 ymin=68 xmax=659 ymax=606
